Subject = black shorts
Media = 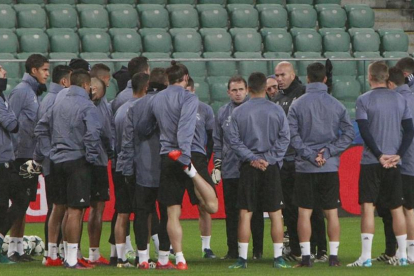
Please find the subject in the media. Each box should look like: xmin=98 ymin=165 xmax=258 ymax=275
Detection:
xmin=402 ymin=174 xmax=414 ymax=210
xmin=294 ymin=172 xmax=341 ymax=210
xmin=158 ymin=154 xmax=191 ymax=207
xmin=44 ymin=172 xmax=62 ymax=206
xmin=0 ymin=162 xmax=19 ymax=207
xmin=184 ymin=152 xmax=216 ymax=205
xmin=359 ymin=164 xmax=403 ymax=209
xmin=237 ymin=162 xmax=284 ymax=212
xmin=14 ymin=158 xmax=38 ymax=202
xmin=135 ymin=185 xmax=158 ymax=213
xmin=90 ymin=165 xmax=110 ymax=202
xmin=113 ymin=170 xmax=134 ymax=214
xmin=53 ymin=158 xmax=92 ymax=208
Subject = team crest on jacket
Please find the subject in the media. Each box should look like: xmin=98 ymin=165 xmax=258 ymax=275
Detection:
xmin=225 ymin=115 xmax=231 ymax=127
xmin=196 ymin=113 xmax=201 ymax=121
xmin=34 ymin=95 xmax=38 ymax=103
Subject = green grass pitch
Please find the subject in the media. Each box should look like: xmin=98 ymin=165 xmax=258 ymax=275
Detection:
xmin=0 ymin=217 xmax=412 ymax=275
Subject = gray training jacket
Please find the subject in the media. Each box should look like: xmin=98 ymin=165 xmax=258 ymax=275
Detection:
xmin=287 ymin=83 xmax=355 ymax=173
xmin=111 ymin=80 xmax=132 ymax=114
xmin=0 ymin=91 xmax=18 ymax=163
xmin=34 ymin=85 xmax=102 ymax=165
xmin=229 ymin=97 xmax=290 ymax=168
xmin=94 ymin=96 xmax=114 ymax=167
xmin=191 ymin=101 xmax=215 ymax=156
xmin=8 ymin=73 xmax=40 ymax=159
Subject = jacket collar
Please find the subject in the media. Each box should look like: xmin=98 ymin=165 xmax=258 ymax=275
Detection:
xmin=48 ymin=83 xmax=64 ymax=95
xmin=396 ymin=84 xmax=412 ymax=95
xmin=22 ymin=73 xmax=40 ymax=92
xmin=281 ymin=77 xmax=302 ymax=95
xmin=231 ymin=95 xmax=249 ymax=107
xmin=306 ymin=82 xmax=328 ymax=94
xmin=67 ymin=85 xmax=90 ymax=99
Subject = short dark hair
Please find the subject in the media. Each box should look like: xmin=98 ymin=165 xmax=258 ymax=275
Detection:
xmin=25 ymin=54 xmax=49 ymax=74
xmin=369 ymin=61 xmax=389 ymax=83
xmin=248 ymin=72 xmax=267 ymax=94
xmin=395 ymin=57 xmax=414 ymax=74
xmin=70 ymin=69 xmax=91 ymax=88
xmin=307 ymin=62 xmax=326 ymax=83
xmin=128 ymin=56 xmax=149 ymax=77
xmin=90 ymin=63 xmax=110 ymax=79
xmin=388 ymin=67 xmax=406 ymax=87
xmin=149 ymin=67 xmax=167 ymax=85
xmin=131 ymin=73 xmax=149 ymax=94
xmin=187 ymin=77 xmax=194 ymax=90
xmin=68 ymin=58 xmax=90 ymax=71
xmin=166 ymin=61 xmax=188 ymax=84
xmin=52 ymin=65 xmax=72 ymax=84
xmin=227 ymin=75 xmax=247 ymax=90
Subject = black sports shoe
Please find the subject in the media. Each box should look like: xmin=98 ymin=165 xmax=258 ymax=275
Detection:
xmin=109 ymin=257 xmax=118 ymax=266
xmin=252 ymin=252 xmax=262 ymax=260
xmin=329 ymin=255 xmax=341 ymax=267
xmin=203 ymin=248 xmax=216 ymax=259
xmin=221 ymin=253 xmax=238 ymax=260
xmin=8 ymin=253 xmax=26 ymax=263
xmin=294 ymin=255 xmax=312 ymax=268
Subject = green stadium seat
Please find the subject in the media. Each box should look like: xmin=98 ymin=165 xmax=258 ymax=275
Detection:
xmin=230 ymin=6 xmax=259 ymax=29
xmin=345 ymin=4 xmax=375 ymax=28
xmin=3 ymin=78 xmax=20 ymax=98
xmin=111 ymin=52 xmax=138 ymax=71
xmin=352 ymin=31 xmax=380 ymax=52
xmin=210 ymin=101 xmax=224 ymax=114
xmin=315 ymin=0 xmax=341 ymax=4
xmin=257 ymin=0 xmax=284 ymax=4
xmin=79 ymin=0 xmax=106 ymax=4
xmin=287 ymin=4 xmax=317 ymax=28
xmin=226 ymin=4 xmax=253 ymax=13
xmin=264 ymin=52 xmax=293 ymax=74
xmin=383 ymin=52 xmax=410 ymax=67
xmin=231 ymin=29 xmax=262 ymax=53
xmin=107 ymin=4 xmax=139 ymax=29
xmin=286 ymin=0 xmax=313 ymax=4
xmin=259 ymin=5 xmax=288 ymax=29
xmin=79 ymin=52 xmax=114 ymax=72
xmin=169 ymin=6 xmax=199 ymax=29
xmin=353 ymin=51 xmax=381 ymax=76
xmin=0 ymin=53 xmax=20 ymax=79
xmin=78 ymin=5 xmax=109 ymax=29
xmin=377 ymin=28 xmax=405 ymax=37
xmin=0 ymin=5 xmax=16 ymax=29
xmin=109 ymin=28 xmax=142 ymax=53
xmin=293 ymin=29 xmax=322 ymax=52
xmin=144 ymin=52 xmax=171 ymax=70
xmin=171 ymin=30 xmax=202 ymax=53
xmin=198 ymin=0 xmax=225 ymax=4
xmin=193 ymin=79 xmax=210 ymax=103
xmin=348 ymin=28 xmax=376 ymax=37
xmin=78 ymin=29 xmax=111 ymax=53
xmin=380 ymin=32 xmax=409 ymax=53
xmin=316 ymin=4 xmax=347 ymax=29
xmin=171 ymin=53 xmax=206 ymax=77
xmin=342 ymin=101 xmax=356 ymax=120
xmin=202 ymin=29 xmax=232 ymax=53
xmin=17 ymin=0 xmax=44 ymax=4
xmin=47 ymin=28 xmax=80 ymax=53
xmin=16 ymin=29 xmax=48 ymax=54
xmin=108 ymin=0 xmax=136 ymax=4
xmin=357 ymin=75 xmax=371 ymax=93
xmin=16 ymin=5 xmax=47 ymax=29
xmin=0 ymin=0 xmax=13 ymax=4
xmin=166 ymin=4 xmax=193 ymax=11
xmin=263 ymin=29 xmax=292 ymax=53
xmin=321 ymin=29 xmax=350 ymax=53
xmin=46 ymin=4 xmax=78 ymax=29
xmin=168 ymin=0 xmax=196 ymax=4
xmin=0 ymin=29 xmax=18 ymax=54
xmin=204 ymin=52 xmax=236 ymax=77
xmin=48 ymin=52 xmax=79 ymax=72
xmin=227 ymin=0 xmax=254 ymax=4
xmin=294 ymin=52 xmax=323 ymax=76
xmin=324 ymin=52 xmax=357 ymax=76
xmin=138 ymin=5 xmax=169 ymax=29
xmin=199 ymin=6 xmax=228 ymax=28
xmin=49 ymin=0 xmax=77 ymax=4
xmin=106 ymin=78 xmax=119 ymax=101
xmin=331 ymin=77 xmax=361 ymax=102
xmin=139 ymin=0 xmax=166 ymax=4
xmin=142 ymin=30 xmax=172 ymax=54
xmin=236 ymin=52 xmax=268 ymax=77
xmin=209 ymin=77 xmax=230 ymax=102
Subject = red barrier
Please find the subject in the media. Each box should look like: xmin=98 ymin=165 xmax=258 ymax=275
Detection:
xmin=25 ymin=146 xmax=363 ymax=222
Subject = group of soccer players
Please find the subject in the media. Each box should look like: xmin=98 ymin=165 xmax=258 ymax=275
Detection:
xmin=0 ymin=53 xmax=414 ymax=270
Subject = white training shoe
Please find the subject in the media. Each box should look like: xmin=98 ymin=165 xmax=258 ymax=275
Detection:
xmin=347 ymin=258 xmax=372 ymax=267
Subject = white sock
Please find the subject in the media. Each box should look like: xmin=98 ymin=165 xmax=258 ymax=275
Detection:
xmin=67 ymin=243 xmax=78 ymax=267
xmin=158 ymin=250 xmax=169 ymax=265
xmin=329 ymin=242 xmax=339 ymax=256
xmin=407 ymin=240 xmax=414 ymax=262
xmin=152 ymin=234 xmax=159 ymax=255
xmin=126 ymin=235 xmax=133 ymax=252
xmin=138 ymin=250 xmax=148 ymax=264
xmin=238 ymin=242 xmax=248 ymax=260
xmin=89 ymin=247 xmax=100 ymax=262
xmin=175 ymin=252 xmax=186 ymax=264
xmin=49 ymin=243 xmax=58 ymax=260
xmin=59 ymin=243 xmax=64 ymax=258
xmin=396 ymin=234 xmax=407 ymax=259
xmin=44 ymin=250 xmax=48 ymax=258
xmin=201 ymin=236 xmax=211 ymax=251
xmin=273 ymin=243 xmax=283 ymax=259
xmin=361 ymin=233 xmax=374 ymax=261
xmin=184 ymin=163 xmax=197 ymax=178
xmin=110 ymin=244 xmax=117 ymax=257
xmin=63 ymin=241 xmax=68 ymax=261
xmin=300 ymin=242 xmax=311 ymax=256
xmin=16 ymin=238 xmax=23 ymax=255
xmin=8 ymin=237 xmax=17 ymax=257
xmin=116 ymin=244 xmax=126 ymax=262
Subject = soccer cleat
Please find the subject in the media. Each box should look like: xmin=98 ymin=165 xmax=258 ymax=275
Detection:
xmin=283 ymin=252 xmax=302 ymax=262
xmin=88 ymin=255 xmax=110 ymax=266
xmin=203 ymin=248 xmax=216 ymax=259
xmin=116 ymin=259 xmax=133 ymax=268
xmin=398 ymin=258 xmax=408 ymax=266
xmin=329 ymin=255 xmax=341 ymax=267
xmin=294 ymin=256 xmax=312 ymax=268
xmin=176 ymin=262 xmax=188 ymax=270
xmin=45 ymin=257 xmax=63 ymax=267
xmin=315 ymin=253 xmax=329 ymax=263
xmin=0 ymin=254 xmax=15 ymax=264
xmin=78 ymin=258 xmax=95 ymax=268
xmin=387 ymin=256 xmax=398 ymax=266
xmin=8 ymin=253 xmax=26 ymax=263
xmin=138 ymin=261 xmax=150 ymax=269
xmin=220 ymin=253 xmax=238 ymax=260
xmin=347 ymin=258 xmax=372 ymax=267
xmin=156 ymin=261 xmax=176 ymax=269
xmin=283 ymin=231 xmax=290 ymax=244
xmin=252 ymin=252 xmax=262 ymax=260
xmin=229 ymin=257 xmax=247 ymax=269
xmin=374 ymin=253 xmax=393 ymax=262
xmin=64 ymin=261 xmax=92 ymax=269
xmin=273 ymin=256 xmax=291 ymax=268
xmin=109 ymin=257 xmax=118 ymax=266
xmin=20 ymin=254 xmax=35 ymax=262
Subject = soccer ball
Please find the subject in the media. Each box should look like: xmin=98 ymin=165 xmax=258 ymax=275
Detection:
xmin=149 ymin=260 xmax=156 ymax=269
xmin=22 ymin=236 xmax=32 ymax=255
xmin=126 ymin=250 xmax=136 ymax=265
xmin=32 ymin=236 xmax=45 ymax=256
xmin=1 ymin=235 xmax=10 ymax=255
